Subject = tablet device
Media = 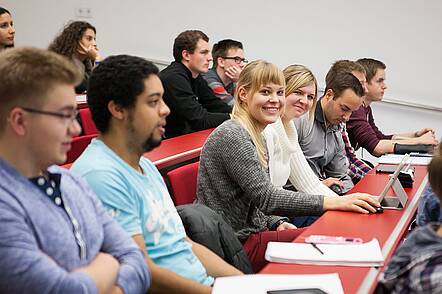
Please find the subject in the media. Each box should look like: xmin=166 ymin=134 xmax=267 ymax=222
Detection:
xmin=373 ymin=154 xmax=410 ymax=209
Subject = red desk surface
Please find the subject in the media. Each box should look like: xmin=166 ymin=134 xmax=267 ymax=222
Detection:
xmin=144 ymin=128 xmax=214 ymax=170
xmin=260 ymin=166 xmax=428 ymax=294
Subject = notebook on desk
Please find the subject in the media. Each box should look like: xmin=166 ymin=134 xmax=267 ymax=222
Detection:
xmin=264 ymin=238 xmax=383 ymax=267
xmin=373 ymin=154 xmax=410 ymax=209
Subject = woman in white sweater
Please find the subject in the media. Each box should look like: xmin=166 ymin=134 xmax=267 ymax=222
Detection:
xmin=265 ymin=65 xmax=341 ymax=194
xmin=264 ymin=65 xmax=346 ymax=226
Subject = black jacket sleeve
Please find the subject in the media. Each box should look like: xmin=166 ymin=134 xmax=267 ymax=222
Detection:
xmin=161 ymin=71 xmax=231 ymax=131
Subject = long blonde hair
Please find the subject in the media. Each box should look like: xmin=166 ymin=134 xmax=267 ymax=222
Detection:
xmin=283 ymin=64 xmax=318 ymax=119
xmin=232 ymin=60 xmax=285 ymax=168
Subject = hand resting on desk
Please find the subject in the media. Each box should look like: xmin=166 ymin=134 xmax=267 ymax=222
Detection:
xmin=323 ymin=193 xmax=381 ymax=214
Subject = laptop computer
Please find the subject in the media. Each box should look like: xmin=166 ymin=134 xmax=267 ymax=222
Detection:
xmin=373 ymin=154 xmax=410 ymax=210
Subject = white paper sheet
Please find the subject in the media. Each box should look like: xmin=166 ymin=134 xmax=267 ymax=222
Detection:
xmin=378 ymin=154 xmax=431 ymax=165
xmin=212 ymin=273 xmax=344 ymax=294
xmin=265 ymin=238 xmax=384 ymax=267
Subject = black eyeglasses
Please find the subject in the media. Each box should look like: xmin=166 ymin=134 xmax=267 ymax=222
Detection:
xmin=22 ymin=107 xmax=79 ymax=124
xmin=222 ymin=56 xmax=248 ymax=64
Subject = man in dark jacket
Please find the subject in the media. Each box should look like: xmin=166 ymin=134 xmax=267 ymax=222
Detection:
xmin=160 ymin=30 xmax=232 ymax=138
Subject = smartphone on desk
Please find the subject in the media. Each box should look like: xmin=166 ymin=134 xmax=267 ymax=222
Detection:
xmin=267 ymin=289 xmax=327 ymax=294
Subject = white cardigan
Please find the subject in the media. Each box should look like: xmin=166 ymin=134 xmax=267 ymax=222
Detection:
xmin=264 ymin=117 xmax=338 ymax=197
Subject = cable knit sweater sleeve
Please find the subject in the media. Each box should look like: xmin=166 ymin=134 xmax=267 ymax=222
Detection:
xmin=197 ymin=120 xmax=323 ymax=238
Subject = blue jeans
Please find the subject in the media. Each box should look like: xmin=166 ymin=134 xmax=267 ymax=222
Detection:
xmin=291 ymin=216 xmax=319 ymax=228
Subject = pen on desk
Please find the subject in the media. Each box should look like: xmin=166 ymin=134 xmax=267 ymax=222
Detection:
xmin=310 ymin=242 xmax=324 ymax=255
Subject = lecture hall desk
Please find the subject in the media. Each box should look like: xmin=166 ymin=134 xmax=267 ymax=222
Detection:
xmin=144 ymin=128 xmax=214 ymax=171
xmin=76 ymin=95 xmax=213 ymax=171
xmin=260 ymin=165 xmax=429 ymax=294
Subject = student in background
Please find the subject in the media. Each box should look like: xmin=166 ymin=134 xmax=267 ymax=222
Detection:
xmin=0 ymin=7 xmax=14 ymax=51
xmin=0 ymin=48 xmax=149 ymax=294
xmin=203 ymin=39 xmax=247 ymax=106
xmin=381 ymin=142 xmax=442 ymax=293
xmin=295 ymin=72 xmax=364 ymax=194
xmin=160 ymin=30 xmax=232 ymax=138
xmin=72 ymin=55 xmax=242 ymax=294
xmin=325 ymin=60 xmax=373 ymax=184
xmin=346 ymin=58 xmax=438 ymax=156
xmin=49 ymin=21 xmax=100 ymax=94
xmin=196 ymin=60 xmax=380 ymax=272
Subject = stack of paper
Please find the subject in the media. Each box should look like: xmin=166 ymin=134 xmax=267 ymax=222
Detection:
xmin=378 ymin=154 xmax=431 ymax=165
xmin=265 ymin=238 xmax=384 ymax=267
xmin=212 ymin=273 xmax=344 ymax=294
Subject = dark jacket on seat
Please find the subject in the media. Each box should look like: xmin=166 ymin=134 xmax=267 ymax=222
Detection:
xmin=177 ymin=204 xmax=253 ymax=274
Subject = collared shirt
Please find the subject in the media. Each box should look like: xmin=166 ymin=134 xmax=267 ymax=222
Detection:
xmin=340 ymin=124 xmax=372 ymax=183
xmin=0 ymin=159 xmax=150 ymax=294
xmin=417 ymin=184 xmax=442 ymax=226
xmin=380 ymin=223 xmax=442 ymax=293
xmin=294 ymin=100 xmax=354 ymax=193
xmin=202 ymin=68 xmax=235 ymax=106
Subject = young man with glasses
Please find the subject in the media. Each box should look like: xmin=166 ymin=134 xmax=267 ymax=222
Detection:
xmin=202 ymin=39 xmax=247 ymax=106
xmin=0 ymin=48 xmax=149 ymax=293
xmin=160 ymin=30 xmax=232 ymax=138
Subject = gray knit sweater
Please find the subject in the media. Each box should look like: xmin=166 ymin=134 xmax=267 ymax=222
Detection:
xmin=196 ymin=119 xmax=324 ymax=240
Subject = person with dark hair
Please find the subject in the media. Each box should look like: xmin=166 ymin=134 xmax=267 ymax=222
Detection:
xmin=0 ymin=7 xmax=14 ymax=51
xmin=380 ymin=142 xmax=442 ymax=293
xmin=202 ymin=39 xmax=247 ymax=106
xmin=295 ymin=72 xmax=365 ymax=194
xmin=326 ymin=60 xmax=372 ymax=184
xmin=0 ymin=48 xmax=149 ymax=294
xmin=72 ymin=54 xmax=242 ymax=294
xmin=346 ymin=58 xmax=437 ymax=156
xmin=49 ymin=21 xmax=100 ymax=94
xmin=160 ymin=30 xmax=232 ymax=138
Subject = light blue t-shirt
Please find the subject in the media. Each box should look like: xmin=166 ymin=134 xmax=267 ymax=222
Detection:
xmin=71 ymin=139 xmax=213 ymax=285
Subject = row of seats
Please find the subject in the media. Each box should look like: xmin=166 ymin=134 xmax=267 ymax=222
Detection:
xmin=65 ymin=108 xmax=97 ymax=164
xmin=68 ymin=106 xmax=201 ymax=206
xmin=167 ymin=161 xmax=199 ymax=206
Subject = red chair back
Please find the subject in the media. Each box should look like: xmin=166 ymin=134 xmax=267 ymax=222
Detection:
xmin=167 ymin=162 xmax=199 ymax=206
xmin=79 ymin=108 xmax=98 ymax=135
xmin=65 ymin=134 xmax=97 ymax=164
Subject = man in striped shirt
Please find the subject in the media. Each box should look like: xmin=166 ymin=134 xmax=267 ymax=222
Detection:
xmin=203 ymin=39 xmax=247 ymax=106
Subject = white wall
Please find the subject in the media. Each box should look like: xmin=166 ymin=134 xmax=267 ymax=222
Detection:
xmin=3 ymin=0 xmax=441 ymax=138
